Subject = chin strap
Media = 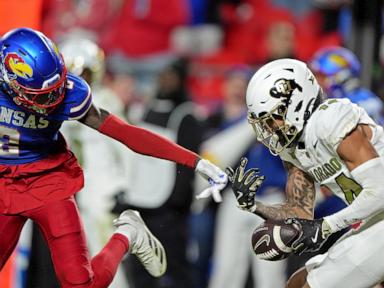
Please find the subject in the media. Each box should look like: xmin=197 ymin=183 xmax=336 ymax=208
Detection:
xmin=0 ymin=80 xmax=12 ymax=95
xmin=98 ymin=114 xmax=199 ymax=168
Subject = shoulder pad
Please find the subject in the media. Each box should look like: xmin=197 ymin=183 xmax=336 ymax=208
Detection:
xmin=312 ymin=98 xmax=362 ymax=149
xmin=49 ymin=73 xmax=92 ymax=121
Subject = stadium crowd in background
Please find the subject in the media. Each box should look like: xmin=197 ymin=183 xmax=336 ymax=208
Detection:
xmin=1 ymin=0 xmax=384 ymax=288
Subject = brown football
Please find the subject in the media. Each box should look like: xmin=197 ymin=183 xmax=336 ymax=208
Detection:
xmin=251 ymin=220 xmax=299 ymax=261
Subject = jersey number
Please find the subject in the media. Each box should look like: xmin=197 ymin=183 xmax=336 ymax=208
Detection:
xmin=335 ymin=173 xmax=362 ymax=204
xmin=319 ymin=99 xmax=338 ymax=111
xmin=0 ymin=125 xmax=20 ymax=155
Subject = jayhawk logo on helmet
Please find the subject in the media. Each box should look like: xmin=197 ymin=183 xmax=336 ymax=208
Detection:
xmin=328 ymin=54 xmax=349 ymax=69
xmin=4 ymin=52 xmax=33 ymax=79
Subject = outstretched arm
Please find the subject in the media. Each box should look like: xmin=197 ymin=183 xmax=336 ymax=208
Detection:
xmin=79 ymin=104 xmax=228 ymax=201
xmin=254 ymin=162 xmax=315 ymax=220
xmin=79 ymin=104 xmax=199 ymax=168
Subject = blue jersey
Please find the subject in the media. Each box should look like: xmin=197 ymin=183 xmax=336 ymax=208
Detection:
xmin=245 ymin=144 xmax=286 ymax=196
xmin=347 ymin=87 xmax=383 ymax=123
xmin=0 ymin=73 xmax=92 ymax=164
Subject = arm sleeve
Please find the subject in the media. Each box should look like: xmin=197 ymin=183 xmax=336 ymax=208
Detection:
xmin=324 ymin=158 xmax=384 ymax=232
xmin=98 ymin=113 xmax=199 ymax=168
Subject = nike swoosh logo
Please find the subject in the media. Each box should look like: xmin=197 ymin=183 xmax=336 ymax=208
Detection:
xmin=311 ymin=227 xmax=319 ymax=243
xmin=254 ymin=234 xmax=271 ymax=251
xmin=313 ymin=140 xmax=318 ymax=149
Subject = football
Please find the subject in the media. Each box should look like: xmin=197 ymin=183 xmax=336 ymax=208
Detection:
xmin=251 ymin=219 xmax=299 ymax=261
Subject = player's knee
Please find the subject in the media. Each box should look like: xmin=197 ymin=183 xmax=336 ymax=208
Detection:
xmin=60 ymin=255 xmax=93 ymax=286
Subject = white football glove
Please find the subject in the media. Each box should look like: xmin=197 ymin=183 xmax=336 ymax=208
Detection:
xmin=195 ymin=159 xmax=228 ymax=202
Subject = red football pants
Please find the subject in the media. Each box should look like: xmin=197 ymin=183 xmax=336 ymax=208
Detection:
xmin=0 ymin=197 xmax=129 ymax=287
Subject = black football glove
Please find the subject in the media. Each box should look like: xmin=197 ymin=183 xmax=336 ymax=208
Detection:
xmin=285 ymin=218 xmax=332 ymax=255
xmin=226 ymin=157 xmax=265 ymax=213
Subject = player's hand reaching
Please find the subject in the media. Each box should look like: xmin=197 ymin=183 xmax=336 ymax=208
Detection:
xmin=285 ymin=218 xmax=332 ymax=255
xmin=226 ymin=157 xmax=265 ymax=213
xmin=195 ymin=159 xmax=228 ymax=202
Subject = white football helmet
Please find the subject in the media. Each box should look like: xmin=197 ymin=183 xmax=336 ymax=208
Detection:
xmin=246 ymin=59 xmax=322 ymax=154
xmin=59 ymin=37 xmax=105 ymax=85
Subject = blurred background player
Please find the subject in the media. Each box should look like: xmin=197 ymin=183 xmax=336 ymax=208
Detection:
xmin=114 ymin=58 xmax=204 ymax=288
xmin=309 ymin=46 xmax=383 ymax=122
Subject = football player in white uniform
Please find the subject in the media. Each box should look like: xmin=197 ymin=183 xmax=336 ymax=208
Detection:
xmin=227 ymin=58 xmax=384 ymax=288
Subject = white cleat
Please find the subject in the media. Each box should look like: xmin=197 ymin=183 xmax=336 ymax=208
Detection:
xmin=113 ymin=209 xmax=167 ymax=277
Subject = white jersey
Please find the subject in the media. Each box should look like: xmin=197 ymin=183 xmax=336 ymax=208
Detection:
xmin=279 ymin=98 xmax=384 ymax=205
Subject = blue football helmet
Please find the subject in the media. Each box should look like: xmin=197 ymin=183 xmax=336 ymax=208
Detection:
xmin=309 ymin=46 xmax=361 ymax=98
xmin=0 ymin=28 xmax=67 ymax=114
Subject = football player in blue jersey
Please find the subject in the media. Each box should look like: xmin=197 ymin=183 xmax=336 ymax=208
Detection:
xmin=0 ymin=28 xmax=227 ymax=287
xmin=309 ymin=46 xmax=383 ymax=122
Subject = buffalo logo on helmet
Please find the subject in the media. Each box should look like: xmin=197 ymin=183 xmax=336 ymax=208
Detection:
xmin=4 ymin=52 xmax=33 ymax=79
xmin=270 ymin=78 xmax=302 ymax=99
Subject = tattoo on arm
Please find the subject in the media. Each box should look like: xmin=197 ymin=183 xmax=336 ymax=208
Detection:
xmin=254 ymin=162 xmax=315 ymax=220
